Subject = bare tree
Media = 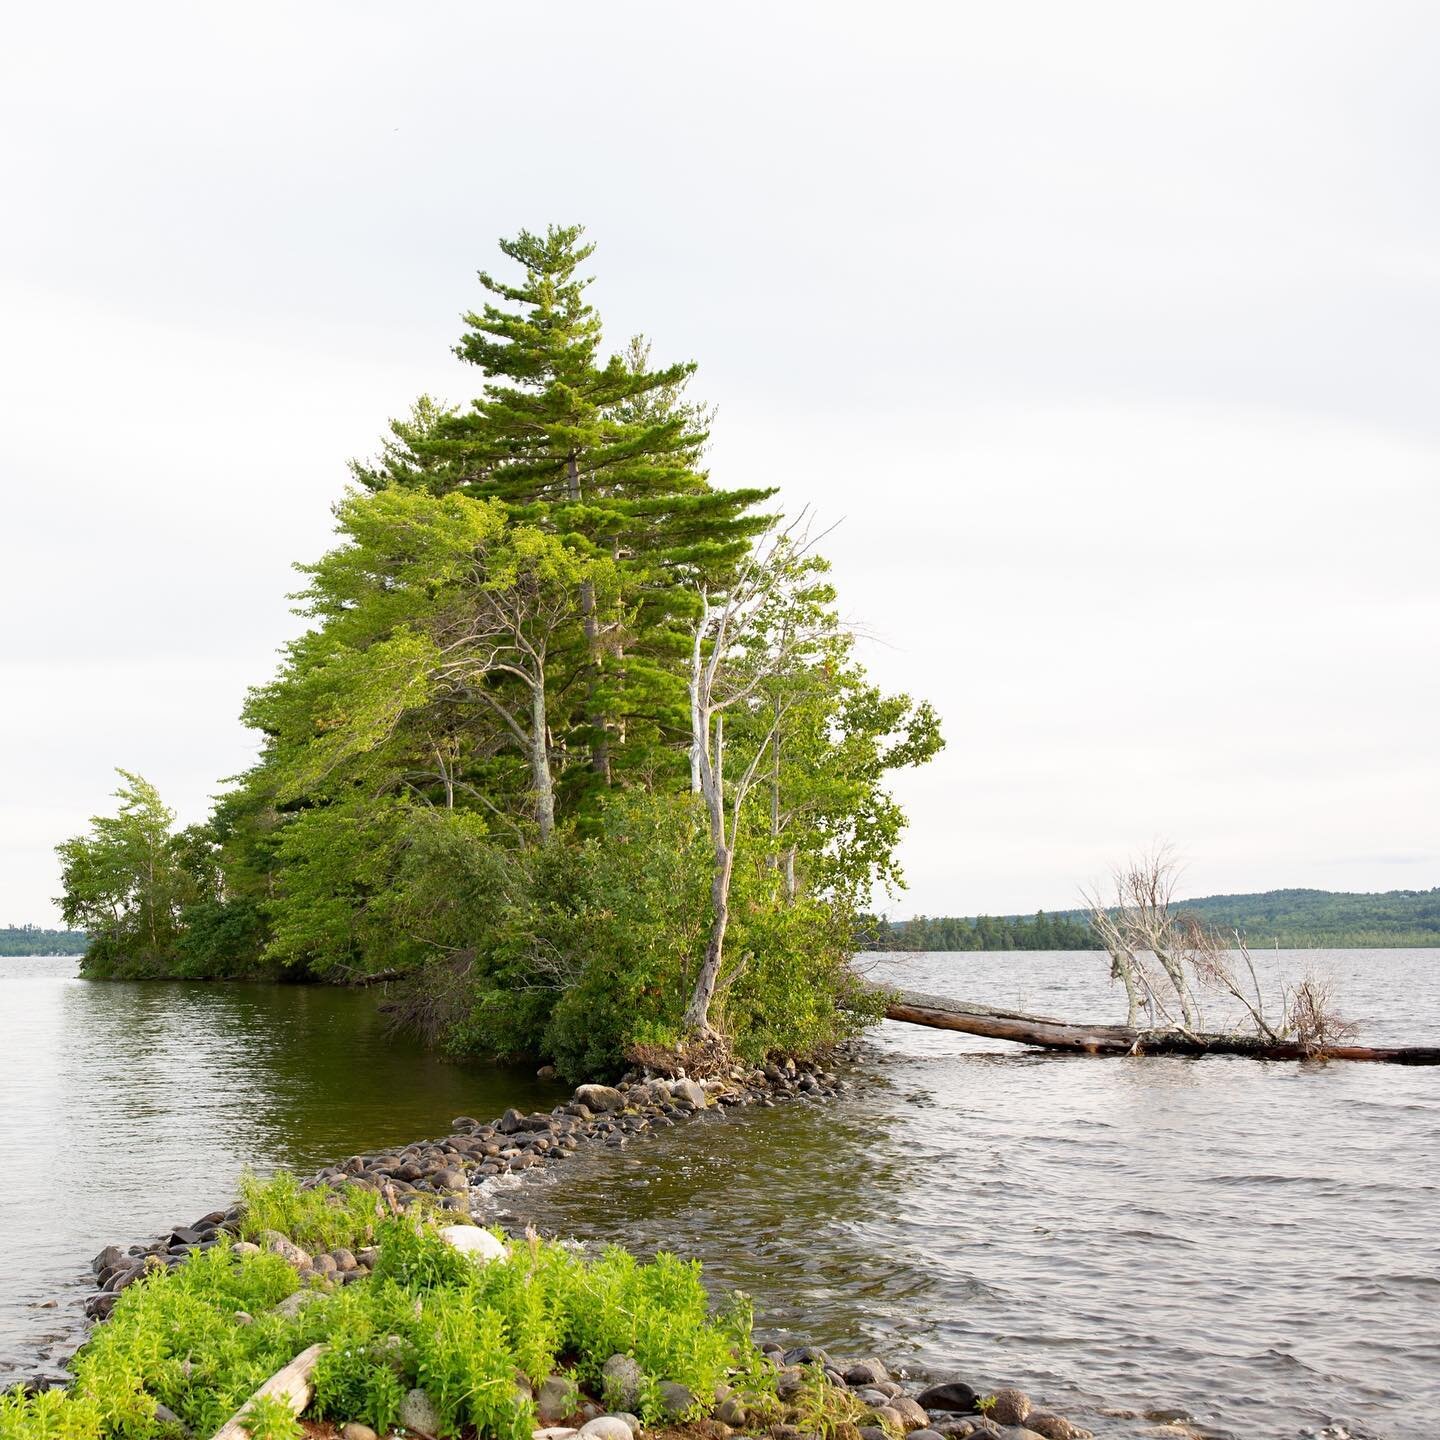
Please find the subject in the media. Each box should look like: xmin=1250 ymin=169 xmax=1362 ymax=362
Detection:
xmin=682 ymin=515 xmax=834 ymax=1037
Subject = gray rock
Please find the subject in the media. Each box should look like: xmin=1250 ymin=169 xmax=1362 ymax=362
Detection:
xmin=716 ymin=1395 xmax=748 ymax=1426
xmin=537 ymin=1065 xmax=558 ymax=1081
xmin=658 ymin=1380 xmax=697 ymax=1418
xmin=870 ymin=1406 xmax=907 ymax=1435
xmin=601 ymin=1353 xmax=644 ymax=1411
xmin=578 ymin=1419 xmax=634 ymax=1440
xmin=857 ymin=1389 xmax=891 ymax=1408
xmin=890 ymin=1397 xmax=931 ymax=1430
xmin=258 ymin=1231 xmax=312 ymax=1269
xmin=574 ymin=1084 xmax=627 ymax=1114
xmin=846 ymin=1359 xmax=891 ymax=1387
xmin=399 ymin=1388 xmax=442 ymax=1436
xmin=670 ymin=1078 xmax=707 ymax=1107
xmin=533 ymin=1430 xmax=580 ymax=1440
xmin=859 ymin=1428 xmax=893 ymax=1440
xmin=538 ymin=1374 xmax=580 ymax=1423
xmin=274 ymin=1288 xmax=324 ymax=1318
xmin=916 ymin=1383 xmax=979 ymax=1414
xmin=92 ymin=1245 xmax=124 ymax=1276
xmin=909 ymin=1432 xmax=946 ymax=1440
xmin=330 ymin=1247 xmax=358 ymax=1272
xmin=432 ymin=1167 xmax=469 ymax=1191
xmin=341 ymin=1425 xmax=379 ymax=1440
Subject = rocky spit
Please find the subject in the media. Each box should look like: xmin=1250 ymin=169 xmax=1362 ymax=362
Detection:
xmin=72 ymin=1057 xmax=1109 ymax=1440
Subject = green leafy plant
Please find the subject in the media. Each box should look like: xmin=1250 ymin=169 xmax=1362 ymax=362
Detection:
xmin=239 ymin=1393 xmax=301 ymax=1440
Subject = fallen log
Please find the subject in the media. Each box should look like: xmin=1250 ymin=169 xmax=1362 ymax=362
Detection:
xmin=210 ymin=1342 xmax=326 ymax=1440
xmin=875 ymin=986 xmax=1440 ymax=1064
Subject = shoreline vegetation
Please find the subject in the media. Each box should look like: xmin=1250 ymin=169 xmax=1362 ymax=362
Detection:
xmin=53 ymin=222 xmax=941 ymax=1086
xmin=12 ymin=1062 xmax=1104 ymax=1440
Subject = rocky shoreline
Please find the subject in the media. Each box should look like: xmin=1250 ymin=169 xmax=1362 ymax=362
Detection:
xmin=71 ymin=1056 xmax=1106 ymax=1440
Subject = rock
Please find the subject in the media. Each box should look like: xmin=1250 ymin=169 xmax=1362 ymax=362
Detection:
xmin=988 ymin=1392 xmax=1031 ymax=1428
xmin=538 ymin=1374 xmax=580 ymax=1423
xmin=258 ymin=1231 xmax=312 ymax=1269
xmin=153 ymin=1401 xmax=186 ymax=1431
xmin=234 ymin=1311 xmax=254 ymax=1325
xmin=716 ymin=1396 xmax=748 ymax=1426
xmin=533 ymin=1430 xmax=580 ymax=1440
xmin=168 ymin=1227 xmax=203 ymax=1247
xmin=230 ymin=1241 xmax=261 ymax=1259
xmin=670 ymin=1078 xmax=707 ymax=1107
xmin=916 ymin=1383 xmax=979 ymax=1415
xmin=433 ymin=1168 xmax=469 ymax=1191
xmin=574 ymin=1084 xmax=627 ymax=1113
xmin=874 ymin=1381 xmax=903 ymax=1399
xmin=857 ymin=1389 xmax=891 ymax=1408
xmin=868 ymin=1406 xmax=907 ymax=1436
xmin=274 ymin=1288 xmax=325 ymax=1318
xmin=777 ymin=1367 xmax=809 ymax=1401
xmin=91 ymin=1245 xmax=124 ymax=1275
xmin=859 ymin=1429 xmax=892 ymax=1440
xmin=342 ymin=1425 xmax=379 ymax=1440
xmin=1022 ymin=1416 xmax=1089 ymax=1440
xmin=399 ymin=1388 xmax=443 ymax=1436
xmin=846 ymin=1360 xmax=891 ymax=1387
xmin=601 ymin=1353 xmax=644 ymax=1411
xmin=312 ymin=1253 xmax=338 ymax=1276
xmin=658 ymin=1380 xmax=697 ymax=1417
xmin=537 ymin=1065 xmax=558 ymax=1081
xmin=890 ymin=1397 xmax=931 ymax=1430
xmin=909 ymin=1433 xmax=945 ymax=1440
xmin=437 ymin=1225 xmax=506 ymax=1264
xmin=330 ymin=1247 xmax=358 ymax=1272
xmin=578 ymin=1418 xmax=635 ymax=1440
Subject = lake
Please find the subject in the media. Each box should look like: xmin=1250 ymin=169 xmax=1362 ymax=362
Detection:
xmin=2 ymin=951 xmax=1436 ymax=1439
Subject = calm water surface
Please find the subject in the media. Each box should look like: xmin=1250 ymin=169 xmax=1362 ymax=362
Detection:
xmin=2 ymin=951 xmax=1437 ymax=1440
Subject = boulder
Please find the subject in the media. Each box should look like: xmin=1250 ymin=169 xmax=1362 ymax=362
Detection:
xmin=988 ymin=1391 xmax=1031 ymax=1428
xmin=537 ymin=1065 xmax=558 ymax=1081
xmin=537 ymin=1374 xmax=580 ymax=1423
xmin=438 ymin=1225 xmax=506 ymax=1264
xmin=258 ymin=1231 xmax=312 ymax=1269
xmin=399 ymin=1388 xmax=443 ymax=1436
xmin=1023 ymin=1417 xmax=1090 ymax=1440
xmin=432 ymin=1168 xmax=469 ymax=1191
xmin=716 ymin=1395 xmax=748 ymax=1426
xmin=578 ymin=1418 xmax=635 ymax=1440
xmin=574 ymin=1084 xmax=627 ymax=1114
xmin=890 ymin=1397 xmax=931 ymax=1430
xmin=330 ymin=1247 xmax=358 ymax=1272
xmin=91 ymin=1245 xmax=124 ymax=1276
xmin=533 ymin=1431 xmax=580 ymax=1440
xmin=670 ymin=1078 xmax=707 ymax=1107
xmin=846 ymin=1360 xmax=891 ymax=1387
xmin=870 ymin=1406 xmax=907 ymax=1435
xmin=230 ymin=1241 xmax=261 ymax=1259
xmin=601 ymin=1353 xmax=644 ymax=1411
xmin=342 ymin=1425 xmax=379 ymax=1440
xmin=916 ymin=1382 xmax=978 ymax=1414
xmin=657 ymin=1380 xmax=697 ymax=1418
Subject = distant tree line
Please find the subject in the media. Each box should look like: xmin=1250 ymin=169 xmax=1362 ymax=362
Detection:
xmin=864 ymin=886 xmax=1440 ymax=953
xmin=862 ymin=911 xmax=1101 ymax=951
xmin=0 ymin=924 xmax=89 ymax=956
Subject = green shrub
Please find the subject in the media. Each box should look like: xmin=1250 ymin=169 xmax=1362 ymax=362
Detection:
xmin=237 ymin=1170 xmax=384 ymax=1254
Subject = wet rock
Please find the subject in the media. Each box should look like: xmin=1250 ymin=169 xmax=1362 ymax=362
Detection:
xmin=601 ymin=1353 xmax=644 ymax=1411
xmin=85 ymin=1292 xmax=119 ymax=1319
xmin=342 ymin=1425 xmax=379 ymax=1440
xmin=433 ymin=1167 xmax=469 ymax=1191
xmin=671 ymin=1078 xmax=707 ymax=1108
xmin=538 ymin=1374 xmax=580 ymax=1422
xmin=578 ymin=1418 xmax=634 ymax=1440
xmin=783 ymin=1345 xmax=831 ymax=1369
xmin=988 ymin=1391 xmax=1031 ymax=1428
xmin=537 ymin=1065 xmax=558 ymax=1081
xmin=658 ymin=1380 xmax=697 ymax=1417
xmin=91 ymin=1245 xmax=124 ymax=1275
xmin=1020 ymin=1416 xmax=1089 ymax=1440
xmin=399 ymin=1388 xmax=442 ymax=1435
xmin=916 ymin=1383 xmax=978 ymax=1415
xmin=574 ymin=1084 xmax=627 ymax=1114
xmin=846 ymin=1360 xmax=891 ymax=1387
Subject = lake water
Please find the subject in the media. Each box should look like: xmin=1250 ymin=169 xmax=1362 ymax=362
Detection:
xmin=2 ymin=952 xmax=1437 ymax=1439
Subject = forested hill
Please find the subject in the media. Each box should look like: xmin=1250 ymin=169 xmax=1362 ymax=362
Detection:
xmin=874 ymin=887 xmax=1440 ymax=951
xmin=0 ymin=925 xmax=89 ymax=956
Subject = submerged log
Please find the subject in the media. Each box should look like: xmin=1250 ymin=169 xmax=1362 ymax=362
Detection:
xmin=877 ymin=987 xmax=1440 ymax=1065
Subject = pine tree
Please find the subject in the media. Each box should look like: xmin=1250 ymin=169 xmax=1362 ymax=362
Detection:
xmin=355 ymin=225 xmax=773 ymax=800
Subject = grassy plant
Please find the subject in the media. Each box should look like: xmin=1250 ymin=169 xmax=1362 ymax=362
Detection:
xmin=238 ymin=1393 xmax=302 ymax=1440
xmin=237 ymin=1170 xmax=384 ymax=1253
xmin=3 ymin=1172 xmax=776 ymax=1440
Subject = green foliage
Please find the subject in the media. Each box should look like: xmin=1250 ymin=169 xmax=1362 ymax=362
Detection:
xmin=870 ymin=910 xmax=1103 ymax=952
xmin=0 ymin=1173 xmax=774 ymax=1440
xmin=235 ymin=1394 xmax=301 ymax=1440
xmin=236 ymin=1170 xmax=387 ymax=1253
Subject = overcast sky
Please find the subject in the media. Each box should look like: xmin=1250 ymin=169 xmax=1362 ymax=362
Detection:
xmin=3 ymin=1 xmax=1437 ymax=924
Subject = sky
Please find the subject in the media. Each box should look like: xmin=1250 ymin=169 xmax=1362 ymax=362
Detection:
xmin=2 ymin=1 xmax=1438 ymax=923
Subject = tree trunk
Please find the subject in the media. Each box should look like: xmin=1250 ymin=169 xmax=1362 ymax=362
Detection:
xmin=529 ymin=678 xmax=555 ymax=845
xmin=872 ymin=985 xmax=1440 ymax=1064
xmin=684 ymin=842 xmax=733 ymax=1034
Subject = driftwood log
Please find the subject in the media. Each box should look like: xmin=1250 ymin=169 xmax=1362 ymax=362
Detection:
xmin=876 ymin=987 xmax=1440 ymax=1065
xmin=210 ymin=1343 xmax=327 ymax=1440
